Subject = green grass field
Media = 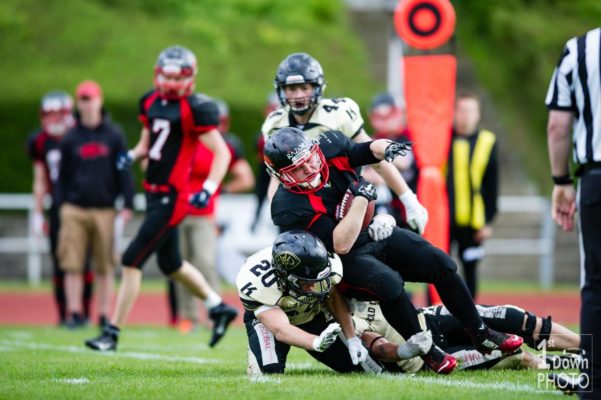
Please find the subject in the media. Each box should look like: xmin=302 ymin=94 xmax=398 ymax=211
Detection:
xmin=0 ymin=324 xmax=570 ymax=399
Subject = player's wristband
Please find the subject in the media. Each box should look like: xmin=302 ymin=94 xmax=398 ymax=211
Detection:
xmin=203 ymin=180 xmax=218 ymax=195
xmin=552 ymin=174 xmax=573 ymax=185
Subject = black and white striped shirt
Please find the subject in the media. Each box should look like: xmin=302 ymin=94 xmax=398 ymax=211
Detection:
xmin=545 ymin=27 xmax=601 ymax=165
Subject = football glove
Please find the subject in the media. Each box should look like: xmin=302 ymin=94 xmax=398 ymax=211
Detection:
xmin=30 ymin=211 xmax=45 ymax=237
xmin=116 ymin=150 xmax=135 ymax=170
xmin=189 ymin=180 xmax=218 ymax=209
xmin=312 ymin=323 xmax=341 ymax=352
xmin=189 ymin=189 xmax=212 ymax=209
xmin=368 ymin=214 xmax=396 ymax=241
xmin=399 ymin=190 xmax=428 ymax=235
xmin=384 ymin=140 xmax=413 ymax=163
xmin=348 ymin=177 xmax=377 ymax=202
xmin=347 ymin=336 xmax=368 ymax=365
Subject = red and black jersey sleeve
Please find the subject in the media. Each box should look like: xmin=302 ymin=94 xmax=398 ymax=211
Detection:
xmin=138 ymin=90 xmax=158 ymax=129
xmin=224 ymin=132 xmax=245 ymax=165
xmin=26 ymin=130 xmax=44 ymax=162
xmin=319 ymin=129 xmax=379 ymax=168
xmin=187 ymin=94 xmax=219 ymax=134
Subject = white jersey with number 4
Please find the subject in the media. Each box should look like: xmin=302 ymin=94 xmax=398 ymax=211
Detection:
xmin=236 ymin=246 xmax=343 ymax=326
xmin=261 ymin=97 xmax=364 ymax=141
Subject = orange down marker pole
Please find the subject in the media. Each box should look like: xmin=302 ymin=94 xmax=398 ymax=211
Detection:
xmin=394 ymin=0 xmax=456 ymax=304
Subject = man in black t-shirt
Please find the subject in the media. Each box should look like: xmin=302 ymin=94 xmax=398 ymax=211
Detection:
xmin=27 ymin=90 xmax=94 ymax=326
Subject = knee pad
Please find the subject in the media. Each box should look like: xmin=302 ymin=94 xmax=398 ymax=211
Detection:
xmin=522 ymin=312 xmax=538 ymax=348
xmin=536 ymin=315 xmax=553 ymax=348
xmin=522 ymin=312 xmax=552 ymax=349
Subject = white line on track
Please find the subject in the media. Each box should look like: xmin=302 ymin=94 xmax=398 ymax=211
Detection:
xmin=1 ymin=340 xmax=219 ymax=364
xmin=52 ymin=378 xmax=90 ymax=385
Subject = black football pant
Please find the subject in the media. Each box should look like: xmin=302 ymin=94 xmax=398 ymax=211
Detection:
xmin=450 ymin=226 xmax=483 ymax=299
xmin=122 ymin=190 xmax=183 ymax=274
xmin=340 ymin=227 xmax=483 ymax=342
xmin=245 ymin=311 xmax=364 ymax=374
xmin=422 ymin=304 xmax=547 ymax=351
xmin=578 ymin=171 xmax=601 ymax=398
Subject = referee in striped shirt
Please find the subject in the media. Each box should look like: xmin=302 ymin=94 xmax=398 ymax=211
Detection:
xmin=546 ymin=27 xmax=601 ymax=398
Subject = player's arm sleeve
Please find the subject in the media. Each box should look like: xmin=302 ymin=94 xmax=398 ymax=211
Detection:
xmin=26 ymin=133 xmax=41 ymax=161
xmin=114 ymin=128 xmax=135 ymax=209
xmin=545 ymin=43 xmax=577 ymax=111
xmin=226 ymin=134 xmax=245 ymax=163
xmin=482 ymin=141 xmax=499 ymax=223
xmin=56 ymin=137 xmax=71 ymax=206
xmin=340 ymin=98 xmax=365 ymax=139
xmin=239 ymin=296 xmax=264 ymax=313
xmin=190 ymin=97 xmax=219 ymax=134
xmin=348 ymin=141 xmax=380 ymax=167
xmin=138 ymin=91 xmax=153 ymax=129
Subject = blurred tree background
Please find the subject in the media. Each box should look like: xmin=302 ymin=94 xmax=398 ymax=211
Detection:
xmin=1 ymin=0 xmax=600 ymax=193
xmin=0 ymin=0 xmax=375 ymax=191
xmin=454 ymin=0 xmax=601 ymax=193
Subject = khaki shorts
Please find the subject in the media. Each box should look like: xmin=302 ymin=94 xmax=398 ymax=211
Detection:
xmin=57 ymin=203 xmax=116 ymax=274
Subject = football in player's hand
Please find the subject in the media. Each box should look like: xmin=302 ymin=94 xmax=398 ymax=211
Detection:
xmin=336 ymin=189 xmax=375 ymax=230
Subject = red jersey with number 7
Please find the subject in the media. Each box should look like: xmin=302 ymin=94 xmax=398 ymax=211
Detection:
xmin=138 ymin=90 xmax=219 ymax=193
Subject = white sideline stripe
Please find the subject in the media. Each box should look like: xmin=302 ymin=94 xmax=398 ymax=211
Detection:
xmin=249 ymin=375 xmax=281 ymax=384
xmin=52 ymin=378 xmax=90 ymax=385
xmin=382 ymin=374 xmax=562 ymax=395
xmin=1 ymin=340 xmax=219 ymax=364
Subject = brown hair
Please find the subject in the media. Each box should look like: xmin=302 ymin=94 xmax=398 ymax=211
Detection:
xmin=455 ymin=90 xmax=480 ymax=104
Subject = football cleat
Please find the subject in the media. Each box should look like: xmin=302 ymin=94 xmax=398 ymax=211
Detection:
xmin=422 ymin=344 xmax=458 ymax=374
xmin=468 ymin=325 xmax=523 ymax=355
xmin=85 ymin=325 xmax=119 ymax=351
xmin=66 ymin=312 xmax=87 ymax=330
xmin=208 ymin=303 xmax=238 ymax=348
xmin=548 ymin=372 xmax=588 ymax=396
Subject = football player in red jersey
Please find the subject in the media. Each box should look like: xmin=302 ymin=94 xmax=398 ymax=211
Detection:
xmin=85 ymin=46 xmax=238 ymax=351
xmin=27 ymin=91 xmax=94 ymax=326
xmin=172 ymin=98 xmax=255 ymax=333
xmin=264 ymin=127 xmax=524 ymax=374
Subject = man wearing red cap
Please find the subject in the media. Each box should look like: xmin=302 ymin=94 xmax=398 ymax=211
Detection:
xmin=26 ymin=90 xmax=95 ymax=326
xmin=57 ymin=80 xmax=135 ymax=329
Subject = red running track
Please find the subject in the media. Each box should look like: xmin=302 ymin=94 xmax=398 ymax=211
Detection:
xmin=0 ymin=291 xmax=580 ymax=327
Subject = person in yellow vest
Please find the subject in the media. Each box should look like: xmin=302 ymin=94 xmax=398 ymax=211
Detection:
xmin=447 ymin=91 xmax=499 ymax=299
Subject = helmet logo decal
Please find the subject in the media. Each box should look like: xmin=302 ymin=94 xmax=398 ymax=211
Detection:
xmin=274 ymin=251 xmax=301 ymax=270
xmin=286 ymin=143 xmax=310 ymax=163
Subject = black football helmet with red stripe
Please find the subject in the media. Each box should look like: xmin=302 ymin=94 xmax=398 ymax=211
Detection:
xmin=263 ymin=127 xmax=329 ymax=194
xmin=154 ymin=45 xmax=197 ymax=100
xmin=272 ymin=230 xmax=332 ymax=304
xmin=274 ymin=53 xmax=326 ymax=115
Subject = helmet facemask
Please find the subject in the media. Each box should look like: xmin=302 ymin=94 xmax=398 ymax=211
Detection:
xmin=271 ymin=230 xmax=333 ymax=305
xmin=154 ymin=46 xmax=197 ymax=100
xmin=40 ymin=92 xmax=74 ymax=137
xmin=277 ymin=83 xmax=322 ymax=116
xmin=269 ymin=143 xmax=329 ymax=194
xmin=286 ymin=266 xmax=332 ymax=304
xmin=274 ymin=53 xmax=326 ymax=116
